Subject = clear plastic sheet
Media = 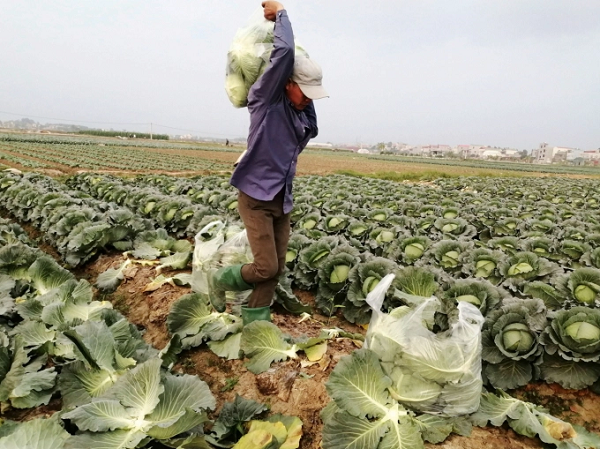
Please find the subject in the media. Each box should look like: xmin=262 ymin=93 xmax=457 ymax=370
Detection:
xmin=365 ymin=274 xmax=485 ymax=416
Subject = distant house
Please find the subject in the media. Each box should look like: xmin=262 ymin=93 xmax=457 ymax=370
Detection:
xmin=532 ymin=143 xmax=574 ymax=164
xmin=582 ymin=150 xmax=600 ymax=162
xmin=502 ymin=149 xmax=521 ymax=159
xmin=423 ymin=144 xmax=452 ymax=157
xmin=482 ymin=149 xmax=502 ymax=159
xmin=457 ymin=145 xmax=487 ymax=158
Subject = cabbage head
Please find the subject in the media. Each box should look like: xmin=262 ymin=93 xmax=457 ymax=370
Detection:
xmin=498 ymin=251 xmax=559 ymax=293
xmin=346 ymin=220 xmax=370 ymax=241
xmin=461 ymin=248 xmax=505 ymax=284
xmin=385 ymin=236 xmax=431 ymax=266
xmin=433 ymin=217 xmax=477 ymax=239
xmin=426 ymin=240 xmax=472 ymax=272
xmin=343 ymin=257 xmax=397 ymax=324
xmin=541 ymin=306 xmax=600 ymax=360
xmin=538 ymin=306 xmax=600 ymax=389
xmin=317 ymin=244 xmax=361 ymax=292
xmin=285 ymin=233 xmax=312 ymax=269
xmin=294 ymin=236 xmax=339 ymax=290
xmin=225 ymin=73 xmax=249 ymax=108
xmin=443 ymin=278 xmax=506 ymax=317
xmin=481 ymin=297 xmax=546 ymax=389
xmin=556 ymin=267 xmax=600 ymax=307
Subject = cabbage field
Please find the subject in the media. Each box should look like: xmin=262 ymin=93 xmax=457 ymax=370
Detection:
xmin=1 ymin=138 xmax=600 ymax=449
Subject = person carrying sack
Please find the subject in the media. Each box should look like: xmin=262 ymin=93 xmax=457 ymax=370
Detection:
xmin=209 ymin=1 xmax=328 ymax=324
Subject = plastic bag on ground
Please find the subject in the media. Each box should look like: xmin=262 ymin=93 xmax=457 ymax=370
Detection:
xmin=364 ymin=274 xmax=485 ymax=416
xmin=190 ymin=220 xmax=226 ymax=294
xmin=205 ymin=226 xmax=254 ymax=307
xmin=211 ymin=228 xmax=254 ymax=270
xmin=225 ymin=7 xmax=310 ymax=108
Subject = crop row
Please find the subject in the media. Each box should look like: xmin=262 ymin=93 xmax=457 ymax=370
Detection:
xmin=0 ymin=150 xmax=49 ymax=169
xmin=370 ymin=153 xmax=600 ymax=176
xmin=0 ymin=140 xmax=230 ymax=172
xmin=5 ymin=170 xmax=600 ymax=392
xmin=58 ymin=172 xmax=600 ymax=389
xmin=0 ymin=171 xmax=152 ymax=266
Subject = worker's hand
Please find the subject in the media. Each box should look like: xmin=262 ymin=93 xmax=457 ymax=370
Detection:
xmin=262 ymin=1 xmax=284 ymax=21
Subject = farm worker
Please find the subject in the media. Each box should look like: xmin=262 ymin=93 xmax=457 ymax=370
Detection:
xmin=209 ymin=1 xmax=328 ymax=324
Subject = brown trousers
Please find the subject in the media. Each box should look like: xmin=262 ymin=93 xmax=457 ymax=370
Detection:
xmin=238 ymin=189 xmax=291 ymax=308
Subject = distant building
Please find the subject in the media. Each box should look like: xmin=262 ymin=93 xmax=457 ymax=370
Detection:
xmin=422 ymin=144 xmax=452 ymax=157
xmin=457 ymin=145 xmax=487 ymax=158
xmin=482 ymin=149 xmax=502 ymax=159
xmin=357 ymin=148 xmax=370 ymax=154
xmin=582 ymin=150 xmax=600 ymax=162
xmin=532 ymin=143 xmax=574 ymax=164
xmin=502 ymin=149 xmax=521 ymax=158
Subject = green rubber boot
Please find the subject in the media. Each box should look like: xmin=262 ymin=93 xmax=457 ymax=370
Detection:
xmin=241 ymin=306 xmax=272 ymax=325
xmin=208 ymin=264 xmax=253 ymax=312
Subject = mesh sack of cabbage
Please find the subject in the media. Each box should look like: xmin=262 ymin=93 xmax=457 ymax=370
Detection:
xmin=365 ymin=274 xmax=485 ymax=416
xmin=225 ymin=7 xmax=309 ymax=108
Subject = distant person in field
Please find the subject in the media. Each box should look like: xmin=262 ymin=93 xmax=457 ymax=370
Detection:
xmin=209 ymin=0 xmax=328 ymax=324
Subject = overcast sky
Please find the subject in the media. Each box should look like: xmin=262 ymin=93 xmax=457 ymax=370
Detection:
xmin=1 ymin=1 xmax=599 ymax=150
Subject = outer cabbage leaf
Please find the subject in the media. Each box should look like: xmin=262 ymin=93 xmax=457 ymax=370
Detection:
xmin=167 ymin=293 xmax=242 ymax=349
xmin=536 ymin=353 xmax=600 ymax=390
xmin=413 ymin=414 xmax=471 ymax=444
xmin=472 ymin=389 xmax=600 ymax=449
xmin=323 ymin=349 xmax=423 ymax=449
xmin=0 ymin=337 xmax=56 ymax=409
xmin=326 ymin=348 xmax=391 ymax=419
xmin=0 ymin=415 xmax=69 ymax=449
xmin=240 ymin=321 xmax=298 ymax=374
xmin=63 ymin=358 xmax=215 ymax=448
xmin=207 ymin=332 xmax=242 ymax=360
xmin=96 ymin=260 xmax=131 ymax=292
xmin=209 ymin=395 xmax=269 ymax=443
xmin=322 ymin=411 xmax=389 ymax=449
xmin=28 ymin=256 xmax=75 ymax=295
